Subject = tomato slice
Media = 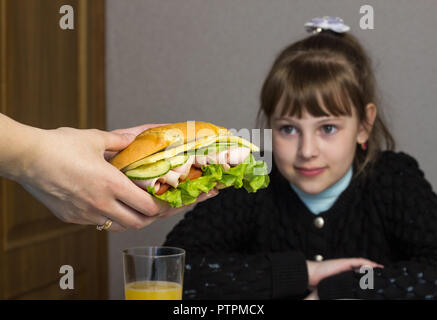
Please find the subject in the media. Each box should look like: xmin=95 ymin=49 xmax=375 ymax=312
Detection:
xmin=156 ymin=183 xmax=170 ymax=195
xmin=181 ymin=167 xmax=203 ymax=183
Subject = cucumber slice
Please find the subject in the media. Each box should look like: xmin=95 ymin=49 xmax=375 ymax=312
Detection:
xmin=125 ymin=159 xmax=171 ymax=180
xmin=167 ymin=153 xmax=189 ymax=169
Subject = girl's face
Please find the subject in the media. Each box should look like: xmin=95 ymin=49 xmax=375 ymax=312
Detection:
xmin=270 ymin=105 xmax=373 ymax=194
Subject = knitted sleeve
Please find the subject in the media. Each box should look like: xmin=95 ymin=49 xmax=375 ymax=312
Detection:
xmin=163 ymin=188 xmax=309 ymax=299
xmin=319 ymin=152 xmax=437 ymax=299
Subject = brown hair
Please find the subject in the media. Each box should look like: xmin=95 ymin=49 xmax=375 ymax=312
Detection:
xmin=256 ymin=30 xmax=396 ymax=180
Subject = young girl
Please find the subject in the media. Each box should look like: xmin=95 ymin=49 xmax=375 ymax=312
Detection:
xmin=163 ymin=17 xmax=437 ymax=300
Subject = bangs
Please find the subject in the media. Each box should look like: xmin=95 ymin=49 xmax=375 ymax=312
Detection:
xmin=276 ymin=54 xmax=360 ymax=119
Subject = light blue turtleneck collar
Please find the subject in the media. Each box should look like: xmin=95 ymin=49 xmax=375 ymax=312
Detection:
xmin=290 ymin=166 xmax=353 ymax=215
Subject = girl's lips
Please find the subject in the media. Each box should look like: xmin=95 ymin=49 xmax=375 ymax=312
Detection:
xmin=295 ymin=167 xmax=326 ymax=177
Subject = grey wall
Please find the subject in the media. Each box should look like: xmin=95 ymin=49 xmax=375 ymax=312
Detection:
xmin=106 ymin=0 xmax=437 ymax=299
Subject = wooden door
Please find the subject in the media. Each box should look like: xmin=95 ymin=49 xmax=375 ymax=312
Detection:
xmin=0 ymin=0 xmax=107 ymax=299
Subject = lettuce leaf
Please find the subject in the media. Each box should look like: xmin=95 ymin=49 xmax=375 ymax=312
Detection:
xmin=145 ymin=154 xmax=269 ymax=208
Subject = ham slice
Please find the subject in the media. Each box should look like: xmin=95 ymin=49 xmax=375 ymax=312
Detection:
xmin=158 ymin=170 xmax=182 ymax=188
xmin=153 ymin=182 xmax=161 ymax=193
xmin=193 ymin=147 xmax=251 ymax=168
xmin=132 ymin=178 xmax=159 ymax=190
xmin=172 ymin=155 xmax=195 ymax=180
xmin=133 ymin=178 xmax=161 ymax=193
xmin=215 ymin=150 xmax=229 ymax=165
xmin=194 ymin=155 xmax=208 ymax=167
xmin=228 ymin=147 xmax=250 ymax=166
xmin=196 ymin=150 xmax=228 ymax=165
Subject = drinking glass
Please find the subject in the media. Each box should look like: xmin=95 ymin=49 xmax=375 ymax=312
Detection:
xmin=122 ymin=246 xmax=185 ymax=300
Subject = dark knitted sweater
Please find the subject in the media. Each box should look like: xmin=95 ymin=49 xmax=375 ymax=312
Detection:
xmin=164 ymin=151 xmax=437 ymax=299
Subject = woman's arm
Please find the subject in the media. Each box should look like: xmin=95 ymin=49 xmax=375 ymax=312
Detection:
xmin=0 ymin=113 xmax=43 ymax=181
xmin=0 ymin=113 xmax=215 ymax=231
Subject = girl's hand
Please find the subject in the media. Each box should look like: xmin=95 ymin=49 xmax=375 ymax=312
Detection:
xmin=306 ymin=258 xmax=384 ymax=291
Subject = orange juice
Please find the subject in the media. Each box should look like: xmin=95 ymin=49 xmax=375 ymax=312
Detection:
xmin=125 ymin=280 xmax=182 ymax=300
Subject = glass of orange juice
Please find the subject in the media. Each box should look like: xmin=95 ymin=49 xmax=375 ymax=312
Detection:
xmin=122 ymin=246 xmax=185 ymax=300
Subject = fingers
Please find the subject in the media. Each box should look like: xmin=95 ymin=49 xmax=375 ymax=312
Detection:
xmin=112 ymin=171 xmax=167 ymax=216
xmin=333 ymin=258 xmax=384 ymax=275
xmin=84 ymin=198 xmax=160 ymax=231
xmin=309 ymin=257 xmax=384 ymax=289
xmin=109 ymin=200 xmax=159 ymax=230
xmin=155 ymin=189 xmax=219 ymax=219
xmin=304 ymin=289 xmax=319 ymax=300
xmin=101 ymin=131 xmax=136 ymax=152
xmin=93 ymin=215 xmax=128 ymax=233
xmin=63 ymin=208 xmax=129 ymax=233
xmin=154 ymin=188 xmax=220 ymax=219
xmin=196 ymin=188 xmax=219 ymax=203
xmin=157 ymin=204 xmax=195 ymax=219
xmin=104 ymin=150 xmax=118 ymax=162
xmin=103 ymin=124 xmax=170 ymax=161
xmin=55 ymin=210 xmax=128 ymax=233
xmin=347 ymin=258 xmax=384 ymax=270
xmin=66 ymin=203 xmax=156 ymax=232
xmin=110 ymin=123 xmax=170 ymax=137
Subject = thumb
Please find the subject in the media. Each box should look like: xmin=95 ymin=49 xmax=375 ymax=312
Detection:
xmin=103 ymin=132 xmax=136 ymax=152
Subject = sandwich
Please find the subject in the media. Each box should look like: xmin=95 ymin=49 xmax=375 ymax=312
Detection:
xmin=110 ymin=121 xmax=270 ymax=207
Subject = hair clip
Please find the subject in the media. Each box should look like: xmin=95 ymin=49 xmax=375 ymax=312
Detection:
xmin=304 ymin=16 xmax=350 ymax=34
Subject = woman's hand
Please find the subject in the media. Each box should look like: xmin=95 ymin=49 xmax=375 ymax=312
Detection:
xmin=306 ymin=258 xmax=384 ymax=291
xmin=11 ymin=123 xmax=218 ymax=232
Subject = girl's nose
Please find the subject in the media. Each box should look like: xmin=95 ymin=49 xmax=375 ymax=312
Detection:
xmin=298 ymin=134 xmax=319 ymax=159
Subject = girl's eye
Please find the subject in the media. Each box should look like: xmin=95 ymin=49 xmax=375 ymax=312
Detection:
xmin=321 ymin=124 xmax=337 ymax=135
xmin=279 ymin=125 xmax=298 ymax=135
